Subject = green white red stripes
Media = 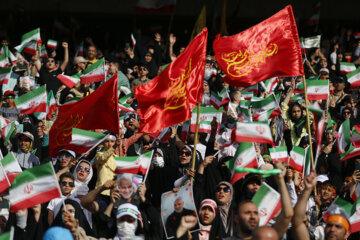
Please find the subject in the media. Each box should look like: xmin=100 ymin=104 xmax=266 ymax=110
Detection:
xmin=80 ymin=58 xmax=105 ymax=84
xmin=47 ymin=39 xmax=57 ymax=48
xmin=232 ymin=122 xmax=274 ymax=146
xmin=351 ymin=125 xmax=360 ymax=148
xmin=114 ymin=151 xmax=153 ymax=178
xmin=340 ymin=62 xmax=356 ymax=75
xmin=1 ymin=122 xmax=15 ymax=146
xmin=306 ymin=80 xmax=329 ymax=100
xmin=229 ymin=142 xmax=258 ymax=184
xmin=69 ymin=128 xmax=107 ymax=154
xmin=347 ymin=68 xmax=360 ymax=87
xmin=251 ymin=182 xmax=281 ymax=226
xmin=289 ymin=146 xmax=305 ymax=172
xmin=9 ymin=162 xmax=61 ymax=212
xmin=0 ymin=67 xmax=11 ymax=85
xmin=269 ymin=146 xmax=288 ymax=163
xmin=57 ymin=72 xmax=81 ymax=89
xmin=336 ymin=118 xmax=351 ymax=154
xmin=322 ymin=197 xmax=352 ymax=221
xmin=0 ymin=152 xmax=22 ymax=183
xmin=14 ymin=85 xmax=47 ymax=114
xmin=15 ymin=28 xmax=41 ymax=53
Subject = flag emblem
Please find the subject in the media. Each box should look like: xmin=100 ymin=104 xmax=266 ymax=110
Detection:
xmin=164 ymin=59 xmax=192 ymax=110
xmin=221 ymin=43 xmax=278 ymax=78
xmin=24 ymin=183 xmax=34 ymax=194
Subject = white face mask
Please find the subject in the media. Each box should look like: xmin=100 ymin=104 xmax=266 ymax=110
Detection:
xmin=152 ymin=156 xmax=165 ymax=167
xmin=204 ymin=67 xmax=213 ymax=81
xmin=117 ymin=221 xmax=136 ymax=237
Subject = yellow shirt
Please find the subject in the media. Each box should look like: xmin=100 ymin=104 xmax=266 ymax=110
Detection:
xmin=95 ymin=148 xmax=116 ymax=196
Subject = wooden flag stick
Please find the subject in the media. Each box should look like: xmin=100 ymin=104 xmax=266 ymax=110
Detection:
xmin=190 ymin=103 xmax=201 ymax=182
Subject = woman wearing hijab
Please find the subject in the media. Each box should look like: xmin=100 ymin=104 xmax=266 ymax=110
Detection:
xmin=12 ymin=132 xmax=39 ymax=170
xmin=52 ymin=199 xmax=94 ymax=237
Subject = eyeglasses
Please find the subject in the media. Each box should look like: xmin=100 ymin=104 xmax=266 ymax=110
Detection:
xmin=60 ymin=181 xmax=74 ymax=187
xmin=180 ymin=151 xmax=191 ymax=156
xmin=76 ymin=166 xmax=90 ymax=173
xmin=46 ymin=60 xmax=55 ymax=63
xmin=216 ymin=186 xmax=231 ymax=193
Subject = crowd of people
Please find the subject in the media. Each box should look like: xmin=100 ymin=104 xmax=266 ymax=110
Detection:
xmin=0 ymin=15 xmax=360 ymax=240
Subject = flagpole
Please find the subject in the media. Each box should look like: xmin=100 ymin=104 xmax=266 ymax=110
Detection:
xmin=190 ymin=103 xmax=201 ymax=182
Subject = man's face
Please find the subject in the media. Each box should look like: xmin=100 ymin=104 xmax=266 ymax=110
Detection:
xmin=60 ymin=177 xmax=74 ymax=196
xmin=178 ymin=148 xmax=191 ymax=165
xmin=237 ymin=202 xmax=259 ymax=235
xmin=325 ymin=221 xmax=349 ymax=240
xmin=199 ymin=206 xmax=215 ymax=225
xmin=174 ymin=199 xmax=184 ymax=213
xmin=87 ymin=46 xmax=97 ymax=59
xmin=215 ymin=184 xmax=231 ymax=205
xmin=45 ymin=58 xmax=56 ymax=70
xmin=119 ymin=179 xmax=133 ymax=199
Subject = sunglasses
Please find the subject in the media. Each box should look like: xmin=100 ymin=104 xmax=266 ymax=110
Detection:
xmin=216 ymin=186 xmax=231 ymax=193
xmin=76 ymin=166 xmax=90 ymax=173
xmin=60 ymin=181 xmax=74 ymax=187
xmin=180 ymin=151 xmax=191 ymax=156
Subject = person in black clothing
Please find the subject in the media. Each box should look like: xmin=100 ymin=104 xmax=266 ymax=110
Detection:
xmin=33 ymin=42 xmax=69 ymax=94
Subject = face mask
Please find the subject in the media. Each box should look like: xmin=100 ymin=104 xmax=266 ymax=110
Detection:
xmin=117 ymin=221 xmax=136 ymax=237
xmin=204 ymin=67 xmax=213 ymax=81
xmin=152 ymin=156 xmax=165 ymax=167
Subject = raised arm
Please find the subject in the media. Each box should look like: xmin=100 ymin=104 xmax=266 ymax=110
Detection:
xmin=291 ymin=169 xmax=317 ymax=240
xmin=60 ymin=42 xmax=69 ymax=72
xmin=272 ymin=162 xmax=294 ymax=238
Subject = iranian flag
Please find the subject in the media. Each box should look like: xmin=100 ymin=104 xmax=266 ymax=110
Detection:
xmin=131 ymin=34 xmax=136 ymax=48
xmin=322 ymin=197 xmax=352 ymax=221
xmin=14 ymin=85 xmax=47 ymax=114
xmin=307 ymin=80 xmax=329 ymax=100
xmin=336 ymin=118 xmax=351 ymax=154
xmin=190 ymin=106 xmax=223 ymax=134
xmin=68 ymin=128 xmax=107 ymax=154
xmin=115 ymin=151 xmax=153 ymax=178
xmin=340 ymin=62 xmax=356 ymax=75
xmin=47 ymin=90 xmax=57 ymax=120
xmin=219 ymin=88 xmax=230 ymax=105
xmin=289 ymin=146 xmax=306 ymax=172
xmin=47 ymin=39 xmax=57 ymax=48
xmin=80 ymin=58 xmax=105 ymax=84
xmin=1 ymin=121 xmax=15 ymax=146
xmin=269 ymin=146 xmax=288 ymax=163
xmin=1 ymin=152 xmax=22 ymax=183
xmin=15 ymin=28 xmax=41 ymax=53
xmin=210 ymin=91 xmax=222 ymax=110
xmin=251 ymin=182 xmax=281 ymax=226
xmin=9 ymin=162 xmax=61 ymax=212
xmin=251 ymin=94 xmax=281 ymax=121
xmin=350 ymin=197 xmax=360 ymax=233
xmin=0 ymin=67 xmax=11 ymax=85
xmin=232 ymin=122 xmax=274 ymax=146
xmin=351 ymin=125 xmax=360 ymax=148
xmin=57 ymin=72 xmax=81 ymax=89
xmin=340 ymin=143 xmax=360 ymax=162
xmin=229 ymin=142 xmax=258 ymax=184
xmin=303 ymin=35 xmax=321 ymax=48
xmin=0 ymin=164 xmax=10 ymax=193
xmin=242 ymin=92 xmax=254 ymax=100
xmin=347 ymin=68 xmax=360 ymax=87
xmin=261 ymin=77 xmax=279 ymax=94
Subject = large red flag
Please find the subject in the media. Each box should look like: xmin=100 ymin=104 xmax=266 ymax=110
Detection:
xmin=213 ymin=5 xmax=303 ymax=87
xmin=134 ymin=28 xmax=207 ymax=134
xmin=49 ymin=74 xmax=119 ymax=157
